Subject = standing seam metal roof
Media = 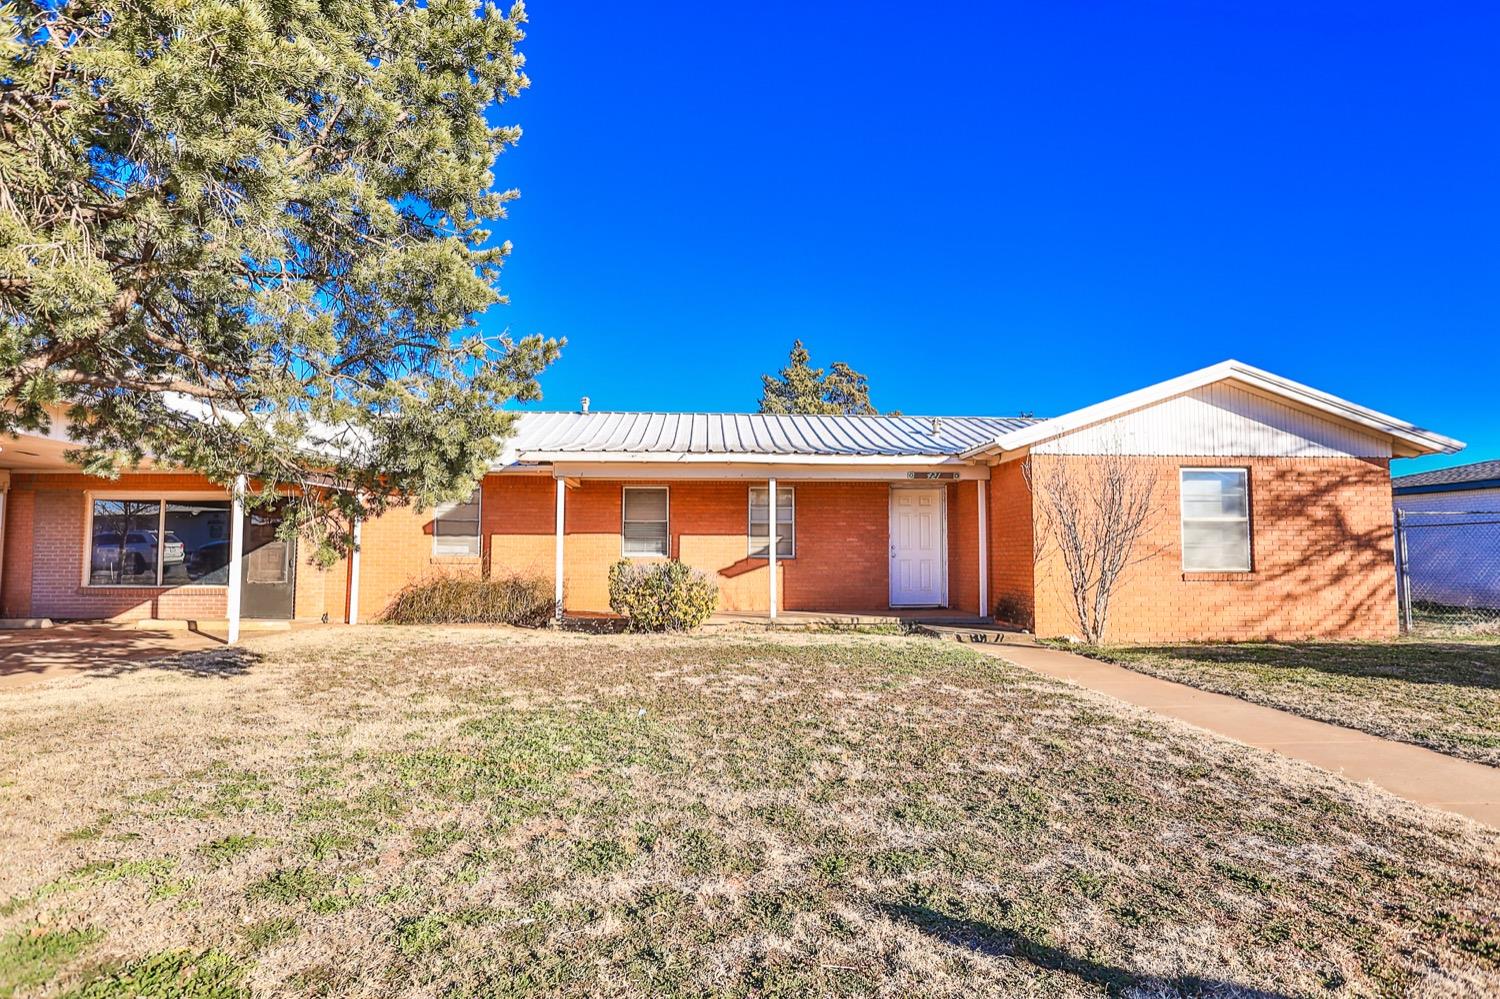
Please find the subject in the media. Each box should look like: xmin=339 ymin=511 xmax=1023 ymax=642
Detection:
xmin=499 ymin=411 xmax=1041 ymax=459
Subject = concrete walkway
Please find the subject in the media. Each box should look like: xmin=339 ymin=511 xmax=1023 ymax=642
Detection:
xmin=977 ymin=643 xmax=1500 ymax=829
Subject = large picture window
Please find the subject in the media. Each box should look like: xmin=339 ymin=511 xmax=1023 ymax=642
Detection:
xmin=433 ymin=489 xmax=482 ymax=557
xmin=749 ymin=487 xmax=794 ymax=558
xmin=621 ymin=487 xmax=669 ymax=557
xmin=1179 ymin=469 xmax=1252 ymax=572
xmin=88 ymin=498 xmax=232 ymax=586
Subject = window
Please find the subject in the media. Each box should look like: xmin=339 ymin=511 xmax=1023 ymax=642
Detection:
xmin=88 ymin=498 xmax=232 ymax=586
xmin=749 ymin=487 xmax=794 ymax=558
xmin=1180 ymin=469 xmax=1251 ymax=572
xmin=433 ymin=489 xmax=482 ymax=557
xmin=621 ymin=487 xmax=669 ymax=557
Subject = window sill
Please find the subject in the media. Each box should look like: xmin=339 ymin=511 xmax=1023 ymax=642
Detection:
xmin=81 ymin=584 xmax=230 ymax=591
xmin=430 ymin=555 xmax=482 ymax=564
xmin=1181 ymin=571 xmax=1254 ymax=582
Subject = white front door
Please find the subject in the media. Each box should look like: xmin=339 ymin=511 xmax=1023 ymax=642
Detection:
xmin=889 ymin=487 xmax=946 ymax=606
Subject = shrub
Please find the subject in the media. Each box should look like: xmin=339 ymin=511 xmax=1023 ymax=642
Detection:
xmin=607 ymin=560 xmax=719 ymax=632
xmin=380 ymin=572 xmax=556 ymax=627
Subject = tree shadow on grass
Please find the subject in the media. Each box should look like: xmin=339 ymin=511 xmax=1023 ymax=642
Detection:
xmin=878 ymin=902 xmax=1295 ymax=999
xmin=78 ymin=645 xmax=264 ymax=681
xmin=1120 ymin=641 xmax=1500 ymax=691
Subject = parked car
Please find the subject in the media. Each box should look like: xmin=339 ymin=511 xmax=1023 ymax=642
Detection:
xmin=92 ymin=531 xmax=185 ymax=578
xmin=187 ymin=540 xmax=230 ymax=578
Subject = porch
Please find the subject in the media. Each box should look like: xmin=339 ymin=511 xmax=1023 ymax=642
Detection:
xmin=535 ymin=463 xmax=999 ymax=620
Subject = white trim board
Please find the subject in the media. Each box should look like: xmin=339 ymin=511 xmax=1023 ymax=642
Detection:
xmin=961 ymin=359 xmax=1462 ymax=460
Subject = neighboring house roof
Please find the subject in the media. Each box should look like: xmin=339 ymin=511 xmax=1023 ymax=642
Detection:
xmin=498 ymin=412 xmax=1039 ymax=466
xmin=959 ymin=359 xmax=1463 ymax=460
xmin=1393 ymin=459 xmax=1500 ymax=495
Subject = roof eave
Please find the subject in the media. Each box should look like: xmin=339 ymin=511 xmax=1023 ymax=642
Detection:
xmin=958 ymin=360 xmax=1464 ymax=459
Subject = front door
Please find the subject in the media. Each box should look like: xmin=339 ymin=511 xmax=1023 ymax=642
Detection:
xmin=889 ymin=487 xmax=946 ymax=606
xmin=241 ymin=505 xmax=296 ymax=619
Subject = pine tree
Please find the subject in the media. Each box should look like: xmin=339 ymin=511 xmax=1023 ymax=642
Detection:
xmin=758 ymin=340 xmax=879 ymax=416
xmin=0 ymin=0 xmax=557 ymax=560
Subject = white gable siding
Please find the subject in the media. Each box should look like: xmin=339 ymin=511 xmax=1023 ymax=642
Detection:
xmin=1032 ymin=383 xmax=1393 ymax=458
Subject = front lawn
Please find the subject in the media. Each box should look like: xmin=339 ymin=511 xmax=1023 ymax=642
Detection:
xmin=1091 ymin=639 xmax=1500 ymax=767
xmin=1 ymin=627 xmax=1497 ymax=997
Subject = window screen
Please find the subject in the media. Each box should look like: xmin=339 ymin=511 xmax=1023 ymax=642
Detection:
xmin=1180 ymin=469 xmax=1251 ymax=572
xmin=622 ymin=487 xmax=669 ymax=557
xmin=749 ymin=487 xmax=794 ymax=558
xmin=434 ymin=489 xmax=482 ymax=556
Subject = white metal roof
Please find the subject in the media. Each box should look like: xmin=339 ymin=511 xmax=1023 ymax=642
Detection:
xmin=495 ymin=412 xmax=1039 ymax=466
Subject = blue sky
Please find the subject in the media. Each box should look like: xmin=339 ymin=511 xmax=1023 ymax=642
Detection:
xmin=484 ymin=2 xmax=1497 ymax=474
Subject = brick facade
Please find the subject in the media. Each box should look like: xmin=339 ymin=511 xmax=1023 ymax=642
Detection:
xmin=987 ymin=459 xmax=1036 ymax=628
xmin=0 ymin=455 xmax=1402 ymax=641
xmin=4 ymin=473 xmax=232 ymax=621
xmin=1025 ymin=455 xmax=1398 ymax=642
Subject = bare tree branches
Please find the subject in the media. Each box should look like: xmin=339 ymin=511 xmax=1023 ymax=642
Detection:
xmin=1028 ymin=449 xmax=1160 ymax=644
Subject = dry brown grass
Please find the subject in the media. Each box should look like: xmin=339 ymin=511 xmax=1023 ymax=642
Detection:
xmin=1089 ymin=639 xmax=1500 ymax=766
xmin=1 ymin=626 xmax=1498 ymax=998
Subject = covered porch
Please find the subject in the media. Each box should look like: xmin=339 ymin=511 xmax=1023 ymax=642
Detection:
xmin=0 ymin=423 xmax=313 ymax=641
xmin=535 ymin=458 xmax=997 ymax=620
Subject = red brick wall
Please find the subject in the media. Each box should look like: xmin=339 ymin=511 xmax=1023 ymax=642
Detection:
xmin=1029 ymin=455 xmax=1398 ymax=642
xmin=987 ymin=460 xmax=1036 ymax=628
xmin=534 ymin=479 xmax=896 ymax=615
xmin=352 ymin=474 xmax=559 ymax=622
xmin=2 ymin=485 xmax=35 ymax=618
xmin=8 ymin=473 xmax=231 ymax=621
xmin=946 ymin=480 xmax=980 ymax=615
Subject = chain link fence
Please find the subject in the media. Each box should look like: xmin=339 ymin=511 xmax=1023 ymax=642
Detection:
xmin=1394 ymin=509 xmax=1500 ymax=636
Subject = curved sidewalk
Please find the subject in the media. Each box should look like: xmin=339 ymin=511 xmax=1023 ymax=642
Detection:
xmin=978 ymin=643 xmax=1500 ymax=829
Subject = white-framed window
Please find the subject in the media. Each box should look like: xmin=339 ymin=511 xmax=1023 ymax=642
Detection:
xmin=433 ymin=489 xmax=482 ymax=557
xmin=86 ymin=495 xmax=233 ymax=587
xmin=748 ymin=486 xmax=794 ymax=559
xmin=621 ymin=486 xmax=669 ymax=557
xmin=1179 ymin=468 xmax=1252 ymax=572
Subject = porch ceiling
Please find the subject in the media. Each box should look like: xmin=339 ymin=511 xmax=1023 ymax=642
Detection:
xmin=1 ymin=431 xmax=81 ymax=471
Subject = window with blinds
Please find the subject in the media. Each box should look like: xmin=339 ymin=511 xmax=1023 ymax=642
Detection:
xmin=1179 ymin=469 xmax=1251 ymax=572
xmin=748 ymin=487 xmax=794 ymax=558
xmin=621 ymin=486 xmax=669 ymax=557
xmin=433 ymin=489 xmax=481 ymax=557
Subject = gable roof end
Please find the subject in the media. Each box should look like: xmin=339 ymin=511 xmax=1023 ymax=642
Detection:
xmin=959 ymin=359 xmax=1463 ymax=460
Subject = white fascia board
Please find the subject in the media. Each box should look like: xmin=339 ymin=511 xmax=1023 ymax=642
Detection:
xmin=505 ymin=450 xmax=967 ymax=467
xmin=959 ymin=359 xmax=1464 ymax=459
xmin=536 ymin=460 xmax=991 ymax=482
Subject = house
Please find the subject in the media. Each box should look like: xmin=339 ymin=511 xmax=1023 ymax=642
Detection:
xmin=1392 ymin=459 xmax=1500 ymax=615
xmin=0 ymin=360 xmax=1462 ymax=643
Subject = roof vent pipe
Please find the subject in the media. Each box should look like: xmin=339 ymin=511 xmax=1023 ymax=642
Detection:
xmin=580 ymin=396 xmax=590 ymax=414
xmin=930 ymin=417 xmax=943 ymax=436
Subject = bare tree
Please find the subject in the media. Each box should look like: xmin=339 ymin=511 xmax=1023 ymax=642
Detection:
xmin=1027 ymin=450 xmax=1160 ymax=644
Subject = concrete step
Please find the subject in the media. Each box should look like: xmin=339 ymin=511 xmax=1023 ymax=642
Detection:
xmin=0 ymin=618 xmax=53 ymax=630
xmin=912 ymin=623 xmax=1038 ymax=646
xmin=124 ymin=618 xmax=291 ymax=632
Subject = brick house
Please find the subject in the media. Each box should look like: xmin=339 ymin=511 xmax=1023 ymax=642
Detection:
xmin=0 ymin=360 xmax=1461 ymax=642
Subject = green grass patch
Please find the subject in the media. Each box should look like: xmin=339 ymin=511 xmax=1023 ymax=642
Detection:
xmin=0 ymin=927 xmax=102 ymax=999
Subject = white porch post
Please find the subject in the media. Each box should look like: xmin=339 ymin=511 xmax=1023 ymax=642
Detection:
xmin=767 ymin=477 xmax=777 ymax=620
xmin=977 ymin=479 xmax=989 ymax=618
xmin=0 ymin=472 xmax=9 ymax=599
xmin=227 ymin=474 xmax=246 ymax=644
xmin=347 ymin=496 xmax=362 ymax=625
xmin=554 ymin=477 xmax=566 ymax=621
